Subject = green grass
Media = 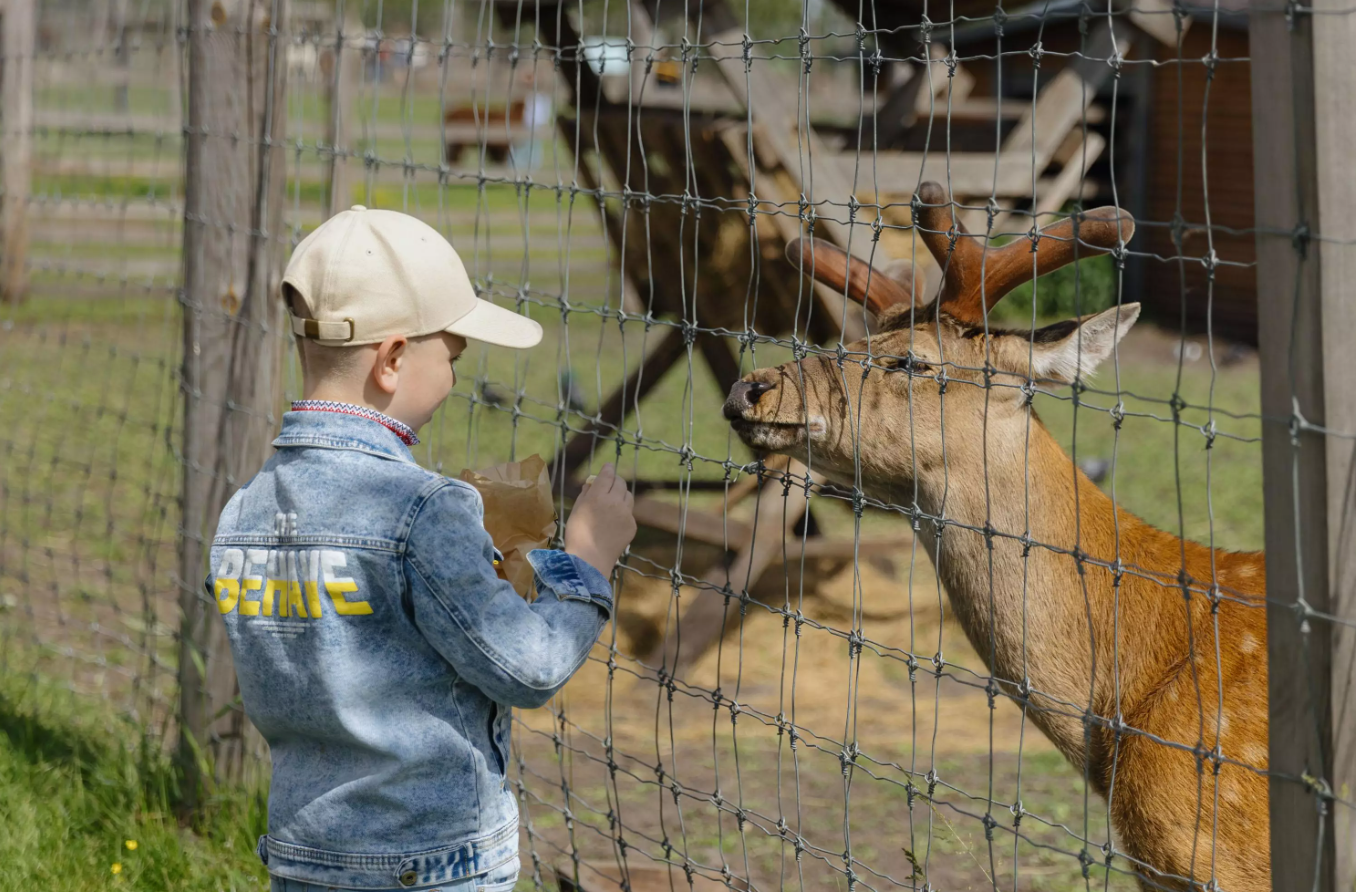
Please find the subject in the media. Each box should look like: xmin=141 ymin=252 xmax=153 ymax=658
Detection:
xmin=0 ymin=676 xmax=268 ymax=892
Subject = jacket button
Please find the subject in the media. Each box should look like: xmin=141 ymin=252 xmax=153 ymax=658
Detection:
xmin=400 ymin=870 xmax=418 ymax=886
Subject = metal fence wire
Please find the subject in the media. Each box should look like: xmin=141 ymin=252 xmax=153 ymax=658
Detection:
xmin=1 ymin=0 xmax=1353 ymax=890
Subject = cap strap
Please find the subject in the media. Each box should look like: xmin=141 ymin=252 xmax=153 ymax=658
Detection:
xmin=290 ymin=314 xmax=355 ymax=343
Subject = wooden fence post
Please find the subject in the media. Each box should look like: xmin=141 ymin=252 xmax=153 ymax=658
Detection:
xmin=1250 ymin=0 xmax=1356 ymax=888
xmin=2 ymin=0 xmax=34 ymax=304
xmin=177 ymin=0 xmax=289 ymax=814
xmin=325 ymin=1 xmax=361 ymax=217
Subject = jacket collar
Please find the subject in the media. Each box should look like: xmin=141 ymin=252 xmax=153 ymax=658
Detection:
xmin=273 ymin=406 xmax=418 ymax=463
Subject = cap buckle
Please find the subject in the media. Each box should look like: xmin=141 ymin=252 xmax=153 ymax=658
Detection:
xmin=294 ymin=316 xmax=356 ymax=343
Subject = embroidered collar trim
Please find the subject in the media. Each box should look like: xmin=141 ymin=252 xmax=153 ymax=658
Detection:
xmin=290 ymin=400 xmax=420 ymax=446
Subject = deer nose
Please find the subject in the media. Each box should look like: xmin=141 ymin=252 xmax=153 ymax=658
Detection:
xmin=723 ymin=380 xmax=776 ymax=419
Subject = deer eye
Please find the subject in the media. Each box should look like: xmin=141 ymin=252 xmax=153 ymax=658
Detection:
xmin=878 ymin=354 xmax=932 ymax=375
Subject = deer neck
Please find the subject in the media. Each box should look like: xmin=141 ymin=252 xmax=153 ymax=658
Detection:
xmin=866 ymin=416 xmax=1176 ymax=769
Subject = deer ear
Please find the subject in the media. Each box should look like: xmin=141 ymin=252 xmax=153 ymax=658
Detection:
xmin=1028 ymin=303 xmax=1140 ymax=383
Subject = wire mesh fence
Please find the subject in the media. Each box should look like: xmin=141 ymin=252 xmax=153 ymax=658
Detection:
xmin=0 ymin=0 xmax=1352 ymax=890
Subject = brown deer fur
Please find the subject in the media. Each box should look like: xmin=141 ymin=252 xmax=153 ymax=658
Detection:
xmin=722 ymin=184 xmax=1268 ymax=891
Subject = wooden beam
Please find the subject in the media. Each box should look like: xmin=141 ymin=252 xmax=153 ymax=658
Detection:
xmin=705 ymin=18 xmax=874 ymax=266
xmin=1000 ymin=21 xmax=1129 ymax=176
xmin=548 ymin=325 xmax=686 ymax=482
xmin=632 ymin=494 xmax=905 ymax=559
xmin=647 ymin=460 xmax=816 ymax=674
xmin=1126 ymin=0 xmax=1190 ymax=48
xmin=632 ymin=497 xmax=750 ymax=546
xmin=177 ymin=0 xmax=290 ymax=812
xmin=717 ymin=123 xmax=869 ymax=342
xmin=1251 ymin=0 xmax=1356 ymax=888
xmin=962 ymin=130 xmax=1105 ymax=235
xmin=2 ymin=0 xmax=34 ymax=303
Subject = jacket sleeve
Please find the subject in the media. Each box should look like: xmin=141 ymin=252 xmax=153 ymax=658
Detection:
xmin=403 ymin=481 xmax=613 ymax=708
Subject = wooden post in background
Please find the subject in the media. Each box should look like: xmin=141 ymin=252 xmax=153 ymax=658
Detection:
xmin=325 ymin=1 xmax=361 ymax=217
xmin=166 ymin=0 xmax=183 ymax=123
xmin=177 ymin=0 xmax=289 ymax=813
xmin=1251 ymin=0 xmax=1356 ymax=888
xmin=2 ymin=0 xmax=34 ymax=304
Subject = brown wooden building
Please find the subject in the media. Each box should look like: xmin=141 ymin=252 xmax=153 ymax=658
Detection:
xmin=873 ymin=0 xmax=1259 ymax=343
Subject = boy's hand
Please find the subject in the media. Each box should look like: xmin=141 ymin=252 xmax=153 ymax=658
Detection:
xmin=565 ymin=463 xmax=636 ymax=578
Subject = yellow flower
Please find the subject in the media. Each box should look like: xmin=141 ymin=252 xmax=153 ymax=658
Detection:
xmin=111 ymin=863 xmax=123 ymax=875
xmin=125 ymin=840 xmax=138 ymax=851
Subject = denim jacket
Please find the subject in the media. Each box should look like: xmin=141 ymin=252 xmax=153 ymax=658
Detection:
xmin=207 ymin=409 xmax=613 ymax=890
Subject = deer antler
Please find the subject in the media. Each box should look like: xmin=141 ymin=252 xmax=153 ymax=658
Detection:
xmin=912 ymin=181 xmax=1135 ymax=325
xmin=784 ymin=236 xmax=917 ymax=316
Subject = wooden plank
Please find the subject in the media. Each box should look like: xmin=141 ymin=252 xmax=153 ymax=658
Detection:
xmin=839 ymin=150 xmax=1043 ymax=201
xmin=845 ymin=25 xmax=1124 ymax=209
xmin=1001 ymin=21 xmax=1128 ymax=176
xmin=2 ymin=0 xmax=34 ymax=303
xmin=1127 ymin=0 xmax=1191 ymax=48
xmin=1033 ymin=130 xmax=1104 ymax=219
xmin=706 ymin=26 xmax=869 ymax=261
xmin=1251 ymin=0 xmax=1356 ymax=887
xmin=717 ymin=123 xmax=869 ymax=341
xmin=964 ymin=130 xmax=1105 ymax=235
xmin=177 ymin=0 xmax=290 ymax=813
xmin=632 ymin=497 xmax=750 ymax=546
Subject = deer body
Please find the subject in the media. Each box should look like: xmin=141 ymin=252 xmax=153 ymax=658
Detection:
xmin=725 ymin=185 xmax=1269 ymax=890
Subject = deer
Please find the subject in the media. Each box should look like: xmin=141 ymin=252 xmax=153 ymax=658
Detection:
xmin=721 ymin=183 xmax=1269 ymax=892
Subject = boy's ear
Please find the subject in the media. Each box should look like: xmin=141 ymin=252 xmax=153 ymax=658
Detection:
xmin=372 ymin=334 xmax=409 ymax=394
xmin=1027 ymin=303 xmax=1140 ymax=383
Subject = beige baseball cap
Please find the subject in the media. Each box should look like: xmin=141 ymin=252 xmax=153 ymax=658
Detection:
xmin=283 ymin=205 xmax=543 ymax=349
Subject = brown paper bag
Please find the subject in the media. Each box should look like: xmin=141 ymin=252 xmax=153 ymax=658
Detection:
xmin=457 ymin=454 xmax=557 ymax=597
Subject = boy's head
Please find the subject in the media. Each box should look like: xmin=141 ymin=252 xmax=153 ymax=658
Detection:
xmin=282 ymin=206 xmax=542 ymax=431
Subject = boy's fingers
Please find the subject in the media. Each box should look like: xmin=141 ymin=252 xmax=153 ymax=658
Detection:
xmin=597 ymin=463 xmax=618 ymax=493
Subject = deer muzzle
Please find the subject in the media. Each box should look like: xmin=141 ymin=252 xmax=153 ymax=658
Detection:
xmin=723 ymin=380 xmax=776 ymax=419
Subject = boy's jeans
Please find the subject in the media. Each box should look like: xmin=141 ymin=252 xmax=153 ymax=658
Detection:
xmin=269 ymin=855 xmax=519 ymax=892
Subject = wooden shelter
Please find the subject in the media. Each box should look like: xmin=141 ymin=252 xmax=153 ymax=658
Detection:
xmin=484 ymin=0 xmax=1188 ymax=670
xmin=944 ymin=0 xmax=1258 ymax=343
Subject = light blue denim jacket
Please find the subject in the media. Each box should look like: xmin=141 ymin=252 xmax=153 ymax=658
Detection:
xmin=207 ymin=409 xmax=613 ymax=890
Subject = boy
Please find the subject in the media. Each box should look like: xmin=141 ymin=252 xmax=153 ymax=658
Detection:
xmin=207 ymin=205 xmax=636 ymax=892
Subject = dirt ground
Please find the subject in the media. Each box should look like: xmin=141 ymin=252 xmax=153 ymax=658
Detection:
xmin=513 ymin=529 xmax=1139 ymax=892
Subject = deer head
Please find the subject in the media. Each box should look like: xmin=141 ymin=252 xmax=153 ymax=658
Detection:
xmin=723 ymin=182 xmax=1138 ymax=500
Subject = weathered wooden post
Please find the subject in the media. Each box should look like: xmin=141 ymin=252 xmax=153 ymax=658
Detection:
xmin=1251 ymin=0 xmax=1356 ymax=887
xmin=1 ymin=0 xmax=34 ymax=304
xmin=325 ymin=1 xmax=362 ymax=217
xmin=177 ymin=0 xmax=290 ymax=813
